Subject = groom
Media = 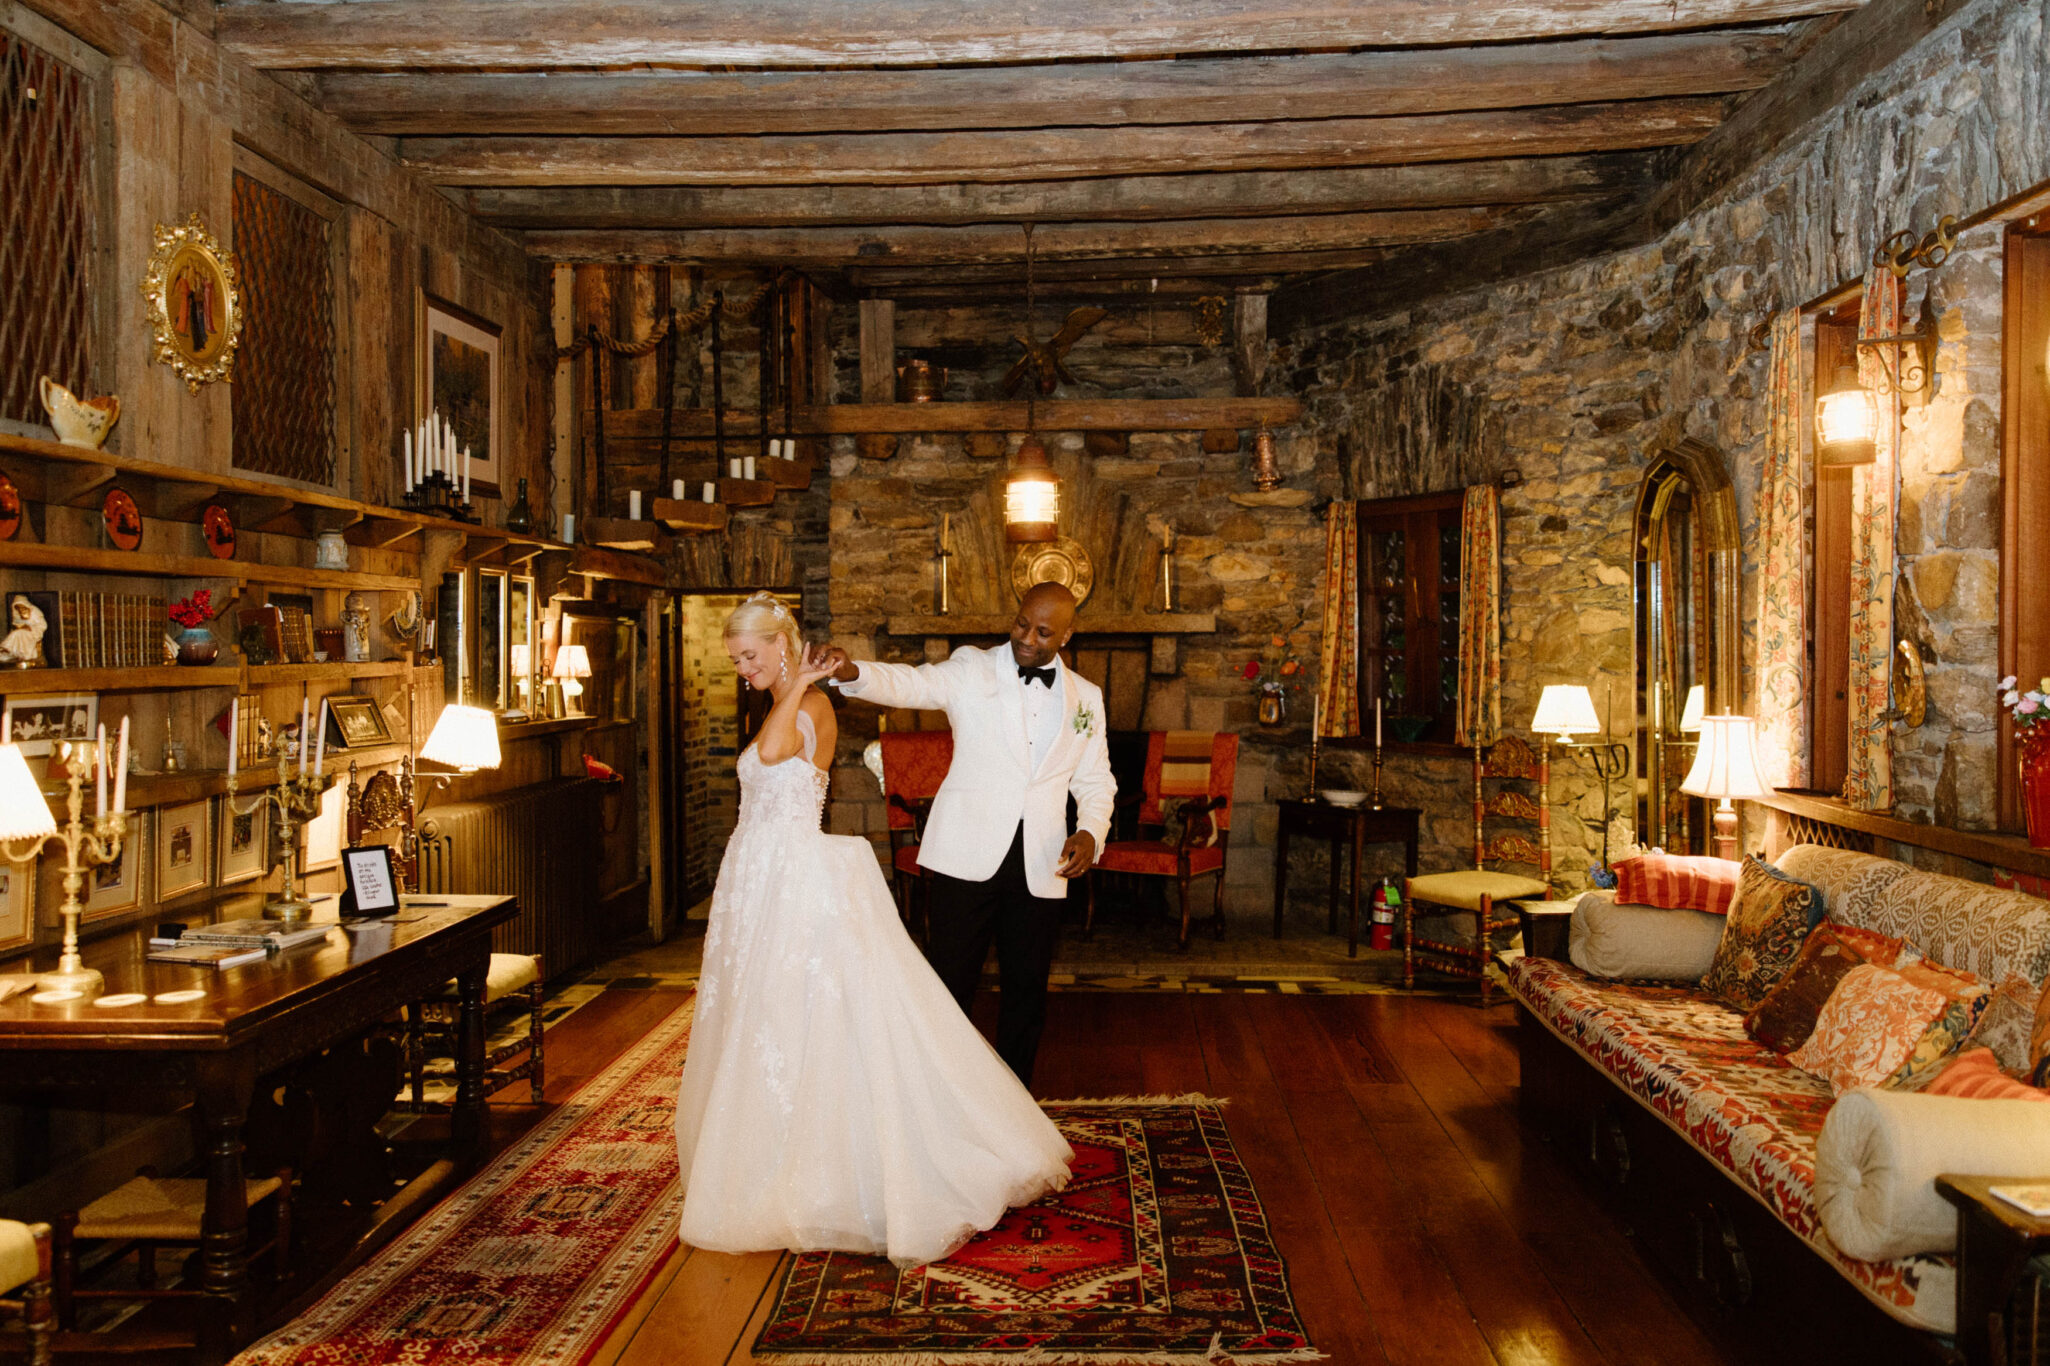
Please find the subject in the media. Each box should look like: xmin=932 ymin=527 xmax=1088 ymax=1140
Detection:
xmin=820 ymin=583 xmax=1115 ymax=1084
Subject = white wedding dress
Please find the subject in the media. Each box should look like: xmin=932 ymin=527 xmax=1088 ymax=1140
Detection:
xmin=675 ymin=710 xmax=1074 ymax=1266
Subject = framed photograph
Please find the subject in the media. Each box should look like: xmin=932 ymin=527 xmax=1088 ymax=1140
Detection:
xmin=156 ymin=800 xmax=211 ymax=900
xmin=2 ymin=693 xmax=96 ymax=757
xmin=326 ymin=696 xmax=394 ymax=750
xmin=84 ymin=813 xmax=146 ymax=921
xmin=301 ymin=782 xmax=345 ymax=873
xmin=341 ymin=846 xmax=400 ymax=918
xmin=0 ymin=858 xmax=35 ymax=953
xmin=218 ymin=799 xmax=270 ymax=885
xmin=419 ymin=295 xmax=501 ymax=498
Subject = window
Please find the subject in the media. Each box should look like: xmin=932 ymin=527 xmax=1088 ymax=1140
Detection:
xmin=231 ymin=166 xmax=340 ymax=485
xmin=1 ymin=22 xmax=102 ymax=429
xmin=1357 ymin=490 xmax=1463 ymax=745
xmin=1810 ymin=303 xmax=1859 ymax=793
xmin=2001 ymin=220 xmax=2050 ymax=829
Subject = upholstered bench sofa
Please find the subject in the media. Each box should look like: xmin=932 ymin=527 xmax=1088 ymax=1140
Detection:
xmin=1508 ymin=844 xmax=2050 ymax=1360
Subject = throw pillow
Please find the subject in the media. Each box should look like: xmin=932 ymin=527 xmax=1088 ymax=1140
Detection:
xmin=1969 ymin=975 xmax=2042 ymax=1077
xmin=1745 ymin=922 xmax=1903 ymax=1053
xmin=1700 ymin=855 xmax=1826 ymax=1013
xmin=1831 ymin=923 xmax=1909 ymax=969
xmin=1612 ymin=853 xmax=1741 ymax=916
xmin=1788 ymin=963 xmax=1951 ymax=1096
xmin=2031 ymin=985 xmax=2050 ymax=1088
xmin=1923 ymin=1047 xmax=2050 ymax=1102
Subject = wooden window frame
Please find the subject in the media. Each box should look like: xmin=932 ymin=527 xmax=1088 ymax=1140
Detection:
xmin=1356 ymin=489 xmax=1464 ymax=749
xmin=1809 ymin=304 xmax=1859 ymax=795
xmin=2000 ymin=222 xmax=2050 ymax=830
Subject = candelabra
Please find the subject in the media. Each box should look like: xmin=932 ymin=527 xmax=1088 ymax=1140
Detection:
xmin=399 ymin=470 xmax=478 ymax=523
xmin=1 ymin=750 xmax=127 ymax=995
xmin=1369 ymin=744 xmax=1385 ymax=810
xmin=225 ymin=752 xmax=334 ymax=928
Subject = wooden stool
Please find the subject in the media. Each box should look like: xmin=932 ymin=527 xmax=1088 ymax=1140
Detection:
xmin=54 ymin=1170 xmax=290 ymax=1330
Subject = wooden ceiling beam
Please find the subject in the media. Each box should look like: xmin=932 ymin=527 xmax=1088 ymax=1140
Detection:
xmin=455 ymin=155 xmax=1658 ymax=230
xmin=214 ymin=0 xmax=1866 ymax=70
xmin=521 ymin=207 xmax=1535 ymax=266
xmin=400 ymin=99 xmax=1729 ymax=187
xmin=845 ymin=249 xmax=1409 ymax=288
xmin=313 ymin=32 xmax=1795 ymax=136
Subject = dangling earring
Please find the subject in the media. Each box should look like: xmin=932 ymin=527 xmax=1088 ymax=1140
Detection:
xmin=778 ymin=650 xmax=790 ymax=682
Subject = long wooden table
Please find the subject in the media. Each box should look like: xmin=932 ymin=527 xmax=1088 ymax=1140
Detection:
xmin=0 ymin=893 xmax=517 ymax=1363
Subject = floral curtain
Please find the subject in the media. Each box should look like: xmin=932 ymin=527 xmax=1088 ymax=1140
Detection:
xmin=1843 ymin=269 xmax=1900 ymax=811
xmin=1316 ymin=500 xmax=1360 ymax=738
xmin=1755 ymin=307 xmax=1809 ymax=789
xmin=1455 ymin=483 xmax=1501 ymax=748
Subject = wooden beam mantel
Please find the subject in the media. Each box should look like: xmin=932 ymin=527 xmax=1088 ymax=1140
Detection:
xmin=587 ymin=399 xmax=1302 ymax=439
xmin=216 ymin=0 xmax=1864 ymax=70
xmin=886 ymin=613 xmax=1218 ymax=637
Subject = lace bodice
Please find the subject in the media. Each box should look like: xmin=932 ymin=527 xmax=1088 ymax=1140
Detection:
xmin=734 ymin=709 xmax=830 ymax=833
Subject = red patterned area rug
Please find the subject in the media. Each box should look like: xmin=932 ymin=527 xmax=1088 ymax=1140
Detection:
xmin=230 ymin=996 xmax=698 ymax=1365
xmin=754 ymin=1096 xmax=1324 ymax=1365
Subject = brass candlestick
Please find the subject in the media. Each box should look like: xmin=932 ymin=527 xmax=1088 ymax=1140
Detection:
xmin=1370 ymin=742 xmax=1385 ymax=810
xmin=226 ymin=753 xmax=335 ymax=928
xmin=3 ymin=752 xmax=127 ymax=996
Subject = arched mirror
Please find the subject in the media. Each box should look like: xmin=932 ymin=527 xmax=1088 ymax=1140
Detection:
xmin=1633 ymin=438 xmax=1740 ymax=854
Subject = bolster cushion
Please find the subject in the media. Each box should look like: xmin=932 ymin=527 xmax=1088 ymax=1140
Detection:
xmin=1567 ymin=892 xmax=1726 ymax=981
xmin=1816 ymin=1088 xmax=2050 ymax=1262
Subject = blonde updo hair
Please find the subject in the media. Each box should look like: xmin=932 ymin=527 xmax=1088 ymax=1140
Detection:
xmin=723 ymin=592 xmax=803 ymax=670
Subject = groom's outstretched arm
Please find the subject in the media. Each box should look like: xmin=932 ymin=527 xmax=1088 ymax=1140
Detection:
xmin=1068 ymin=713 xmax=1116 ymax=855
xmin=819 ymin=645 xmax=968 ymax=713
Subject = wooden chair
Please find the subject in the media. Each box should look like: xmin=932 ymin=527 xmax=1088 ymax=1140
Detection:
xmin=346 ymin=761 xmax=545 ymax=1110
xmin=53 ymin=1168 xmax=290 ymax=1332
xmin=878 ymin=731 xmax=953 ymax=938
xmin=0 ymin=1221 xmax=52 ymax=1366
xmin=1403 ymin=735 xmax=1549 ymax=1006
xmin=1088 ymin=731 xmax=1239 ymax=949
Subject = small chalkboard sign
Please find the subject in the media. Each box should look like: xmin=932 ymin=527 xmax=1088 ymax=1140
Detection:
xmin=340 ymin=845 xmax=400 ymax=918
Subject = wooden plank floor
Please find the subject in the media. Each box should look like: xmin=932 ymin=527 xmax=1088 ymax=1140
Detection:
xmin=519 ymin=988 xmax=1750 ymax=1366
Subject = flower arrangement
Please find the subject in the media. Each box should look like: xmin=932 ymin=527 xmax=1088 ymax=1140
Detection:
xmin=1242 ymin=636 xmax=1305 ymax=722
xmin=2001 ymin=676 xmax=2050 ymax=734
xmin=168 ymin=589 xmax=214 ymax=630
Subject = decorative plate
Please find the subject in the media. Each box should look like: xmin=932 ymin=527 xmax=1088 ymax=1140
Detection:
xmin=102 ymin=487 xmax=143 ymax=551
xmin=203 ymin=502 xmax=236 ymax=559
xmin=0 ymin=472 xmax=18 ymax=541
xmin=1010 ymin=536 xmax=1094 ymax=606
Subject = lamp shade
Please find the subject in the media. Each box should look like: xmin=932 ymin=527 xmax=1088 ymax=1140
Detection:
xmin=1003 ymin=435 xmax=1059 ymax=543
xmin=1815 ymin=363 xmax=1877 ymax=466
xmin=551 ymin=644 xmax=591 ymax=680
xmin=0 ymin=744 xmax=56 ymax=841
xmin=1679 ymin=684 xmax=1706 ymax=733
xmin=1680 ymin=714 xmax=1770 ymax=801
xmin=1530 ymin=684 xmax=1601 ymax=737
xmin=419 ymin=704 xmax=502 ymax=772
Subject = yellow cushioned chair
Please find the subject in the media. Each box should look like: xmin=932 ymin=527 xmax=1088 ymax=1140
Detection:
xmin=0 ymin=1220 xmax=52 ymax=1366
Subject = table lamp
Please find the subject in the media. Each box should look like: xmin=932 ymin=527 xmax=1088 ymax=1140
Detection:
xmin=1530 ymin=685 xmax=1601 ymax=888
xmin=552 ymin=644 xmax=592 ymax=717
xmin=420 ymin=703 xmax=503 ymax=775
xmin=1681 ymin=713 xmax=1769 ymax=861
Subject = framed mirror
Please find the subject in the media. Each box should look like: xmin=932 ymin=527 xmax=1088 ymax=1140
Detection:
xmin=478 ymin=569 xmax=506 ymax=711
xmin=509 ymin=576 xmax=535 ymax=717
xmin=1633 ymin=438 xmax=1740 ymax=854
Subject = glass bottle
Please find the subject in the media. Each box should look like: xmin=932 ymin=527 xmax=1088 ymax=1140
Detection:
xmin=505 ymin=477 xmax=534 ymax=534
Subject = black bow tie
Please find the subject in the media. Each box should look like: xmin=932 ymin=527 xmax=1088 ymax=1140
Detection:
xmin=1019 ymin=665 xmax=1056 ymax=688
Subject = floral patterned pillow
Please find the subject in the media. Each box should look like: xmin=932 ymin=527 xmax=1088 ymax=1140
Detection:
xmin=1700 ymin=855 xmax=1826 ymax=1013
xmin=1787 ymin=963 xmax=1950 ymax=1095
xmin=1744 ymin=922 xmax=1903 ymax=1053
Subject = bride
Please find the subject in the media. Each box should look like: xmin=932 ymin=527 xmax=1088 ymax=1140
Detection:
xmin=674 ymin=594 xmax=1074 ymax=1267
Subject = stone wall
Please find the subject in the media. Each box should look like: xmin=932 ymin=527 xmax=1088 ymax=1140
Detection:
xmin=1286 ymin=0 xmax=2049 ymax=889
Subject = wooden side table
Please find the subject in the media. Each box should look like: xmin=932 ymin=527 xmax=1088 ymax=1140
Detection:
xmin=1513 ymin=899 xmax=1580 ymax=962
xmin=1272 ymin=800 xmax=1421 ymax=957
xmin=1937 ymin=1174 xmax=2050 ymax=1365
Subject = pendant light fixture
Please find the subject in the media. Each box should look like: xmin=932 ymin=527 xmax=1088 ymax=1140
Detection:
xmin=1814 ymin=360 xmax=1877 ymax=466
xmin=1005 ymin=224 xmax=1059 ymax=543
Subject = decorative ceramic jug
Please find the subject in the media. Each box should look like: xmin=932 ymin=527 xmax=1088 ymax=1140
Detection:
xmin=39 ymin=377 xmax=120 ymax=449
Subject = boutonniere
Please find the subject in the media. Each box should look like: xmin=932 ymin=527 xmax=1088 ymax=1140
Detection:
xmin=1072 ymin=704 xmax=1098 ymax=738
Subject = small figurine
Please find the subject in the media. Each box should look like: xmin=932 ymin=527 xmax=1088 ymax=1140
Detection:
xmin=1 ymin=595 xmax=48 ymax=667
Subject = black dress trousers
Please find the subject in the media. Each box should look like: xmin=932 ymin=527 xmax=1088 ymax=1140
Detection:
xmin=923 ymin=822 xmax=1064 ymax=1085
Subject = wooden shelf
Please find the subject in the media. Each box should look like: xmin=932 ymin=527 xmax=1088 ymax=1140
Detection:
xmin=0 ymin=661 xmax=415 ymax=697
xmin=245 ymin=660 xmax=412 ymax=686
xmin=885 ymin=612 xmax=1217 ymax=636
xmin=35 ymin=743 xmax=415 ymax=811
xmin=588 ymin=398 xmax=1303 ymax=439
xmin=0 ymin=538 xmax=418 ymax=592
xmin=1759 ymin=791 xmax=2050 ymax=882
xmin=501 ymin=715 xmax=606 ymax=739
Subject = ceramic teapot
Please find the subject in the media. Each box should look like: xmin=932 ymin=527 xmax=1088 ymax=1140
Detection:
xmin=39 ymin=376 xmax=120 ymax=449
xmin=897 ymin=359 xmax=947 ymax=403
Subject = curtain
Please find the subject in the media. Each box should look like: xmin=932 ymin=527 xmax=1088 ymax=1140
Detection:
xmin=1843 ymin=270 xmax=1900 ymax=811
xmin=1755 ymin=307 xmax=1809 ymax=789
xmin=1316 ymin=500 xmax=1360 ymax=738
xmin=1455 ymin=483 xmax=1501 ymax=748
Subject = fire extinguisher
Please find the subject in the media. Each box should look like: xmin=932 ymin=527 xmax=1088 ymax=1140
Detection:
xmin=1370 ymin=878 xmax=1399 ymax=951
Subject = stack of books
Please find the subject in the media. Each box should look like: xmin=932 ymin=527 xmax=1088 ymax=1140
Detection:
xmin=147 ymin=918 xmax=334 ymax=969
xmin=56 ymin=592 xmax=169 ymax=669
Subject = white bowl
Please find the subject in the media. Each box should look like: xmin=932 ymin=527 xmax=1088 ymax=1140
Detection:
xmin=1319 ymin=789 xmax=1367 ymax=807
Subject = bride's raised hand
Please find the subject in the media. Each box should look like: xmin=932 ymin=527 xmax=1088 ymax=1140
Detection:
xmin=793 ymin=643 xmax=840 ymax=689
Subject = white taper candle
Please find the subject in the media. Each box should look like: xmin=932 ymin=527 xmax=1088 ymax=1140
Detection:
xmin=114 ymin=716 xmax=128 ymax=811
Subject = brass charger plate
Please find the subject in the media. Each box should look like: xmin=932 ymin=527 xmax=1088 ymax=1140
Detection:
xmin=1011 ymin=536 xmax=1094 ymax=606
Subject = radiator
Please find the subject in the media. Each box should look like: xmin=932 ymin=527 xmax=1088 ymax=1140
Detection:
xmin=417 ymin=777 xmax=605 ymax=978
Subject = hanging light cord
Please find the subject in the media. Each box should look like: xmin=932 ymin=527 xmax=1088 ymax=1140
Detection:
xmin=1023 ymin=223 xmax=1037 ymax=434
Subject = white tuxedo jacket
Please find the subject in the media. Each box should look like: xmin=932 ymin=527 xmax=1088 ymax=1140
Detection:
xmin=844 ymin=645 xmax=1115 ymax=898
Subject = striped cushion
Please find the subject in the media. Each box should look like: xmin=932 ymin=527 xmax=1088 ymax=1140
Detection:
xmin=1157 ymin=731 xmax=1216 ymax=798
xmin=1923 ymin=1047 xmax=2050 ymax=1102
xmin=1613 ymin=852 xmax=1741 ymax=916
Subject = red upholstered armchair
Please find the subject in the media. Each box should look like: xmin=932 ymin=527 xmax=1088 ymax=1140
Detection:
xmin=1086 ymin=731 xmax=1239 ymax=949
xmin=878 ymin=731 xmax=953 ymax=936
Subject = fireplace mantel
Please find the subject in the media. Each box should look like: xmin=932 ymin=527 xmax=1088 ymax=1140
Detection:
xmin=883 ymin=613 xmax=1214 ymax=636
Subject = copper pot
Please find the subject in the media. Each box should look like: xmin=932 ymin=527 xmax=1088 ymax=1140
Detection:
xmin=897 ymin=359 xmax=947 ymax=403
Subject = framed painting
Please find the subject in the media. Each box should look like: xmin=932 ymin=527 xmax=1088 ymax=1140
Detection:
xmin=2 ymin=693 xmax=96 ymax=757
xmin=326 ymin=695 xmax=393 ymax=750
xmin=419 ymin=296 xmax=501 ymax=498
xmin=218 ymin=799 xmax=270 ymax=886
xmin=84 ymin=813 xmax=146 ymax=921
xmin=0 ymin=858 xmax=34 ymax=953
xmin=141 ymin=212 xmax=242 ymax=393
xmin=156 ymin=799 xmax=211 ymax=900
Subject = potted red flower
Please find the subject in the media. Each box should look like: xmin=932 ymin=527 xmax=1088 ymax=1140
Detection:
xmin=168 ymin=589 xmax=219 ymax=666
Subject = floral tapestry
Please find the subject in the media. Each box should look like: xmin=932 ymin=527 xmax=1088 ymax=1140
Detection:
xmin=1456 ymin=483 xmax=1501 ymax=748
xmin=1316 ymin=500 xmax=1359 ymax=738
xmin=1843 ymin=270 xmax=1900 ymax=811
xmin=1756 ymin=307 xmax=1809 ymax=789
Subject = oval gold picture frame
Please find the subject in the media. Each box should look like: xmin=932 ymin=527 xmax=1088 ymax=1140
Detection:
xmin=140 ymin=212 xmax=242 ymax=393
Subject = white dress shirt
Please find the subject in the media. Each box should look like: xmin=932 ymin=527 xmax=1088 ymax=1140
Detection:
xmin=1019 ymin=655 xmax=1064 ymax=774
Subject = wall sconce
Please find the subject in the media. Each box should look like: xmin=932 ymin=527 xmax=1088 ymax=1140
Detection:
xmin=1003 ymin=434 xmax=1059 ymax=543
xmin=1814 ymin=362 xmax=1878 ymax=466
xmin=1250 ymin=426 xmax=1281 ymax=492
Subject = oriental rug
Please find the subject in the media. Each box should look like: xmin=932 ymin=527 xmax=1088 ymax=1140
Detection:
xmin=753 ymin=1096 xmax=1324 ymax=1364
